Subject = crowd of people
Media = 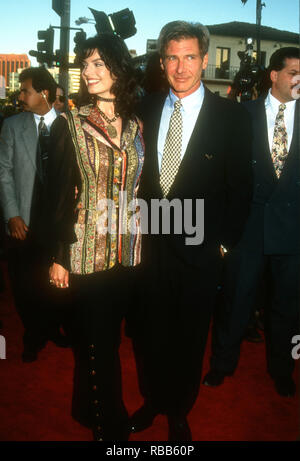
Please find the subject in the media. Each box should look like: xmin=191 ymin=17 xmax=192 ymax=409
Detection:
xmin=0 ymin=20 xmax=299 ymax=442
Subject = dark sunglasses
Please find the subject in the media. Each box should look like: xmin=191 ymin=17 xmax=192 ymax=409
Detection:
xmin=57 ymin=96 xmax=66 ymax=102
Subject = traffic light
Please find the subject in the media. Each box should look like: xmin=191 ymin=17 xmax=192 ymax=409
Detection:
xmin=89 ymin=8 xmax=137 ymax=39
xmin=54 ymin=49 xmax=61 ymax=67
xmin=74 ymin=30 xmax=87 ymax=55
xmin=89 ymin=8 xmax=113 ymax=35
xmin=110 ymin=9 xmax=136 ymax=40
xmin=29 ymin=27 xmax=55 ymax=67
xmin=37 ymin=28 xmax=54 ymax=56
xmin=52 ymin=0 xmax=64 ymax=16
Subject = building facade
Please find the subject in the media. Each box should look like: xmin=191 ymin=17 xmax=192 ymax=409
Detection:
xmin=204 ymin=21 xmax=299 ymax=96
xmin=0 ymin=54 xmax=30 ymax=89
xmin=7 ymin=55 xmax=81 ymax=97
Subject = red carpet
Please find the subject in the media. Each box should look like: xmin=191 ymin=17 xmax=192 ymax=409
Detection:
xmin=0 ymin=262 xmax=299 ymax=441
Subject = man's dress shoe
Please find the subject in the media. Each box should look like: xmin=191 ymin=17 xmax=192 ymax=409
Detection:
xmin=130 ymin=404 xmax=158 ymax=433
xmin=168 ymin=417 xmax=192 ymax=442
xmin=203 ymin=369 xmax=230 ymax=387
xmin=274 ymin=377 xmax=296 ymax=397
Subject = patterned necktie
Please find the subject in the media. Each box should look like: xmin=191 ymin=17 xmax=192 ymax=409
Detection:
xmin=271 ymin=103 xmax=288 ymax=178
xmin=160 ymin=99 xmax=183 ymax=197
xmin=38 ymin=116 xmax=49 ymax=181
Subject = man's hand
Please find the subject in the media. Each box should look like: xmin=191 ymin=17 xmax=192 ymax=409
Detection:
xmin=49 ymin=263 xmax=69 ymax=289
xmin=8 ymin=216 xmax=28 ymax=240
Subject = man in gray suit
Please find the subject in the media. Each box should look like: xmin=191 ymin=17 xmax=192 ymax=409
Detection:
xmin=0 ymin=67 xmax=62 ymax=361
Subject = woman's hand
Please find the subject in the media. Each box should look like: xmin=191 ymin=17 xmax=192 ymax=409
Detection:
xmin=49 ymin=263 xmax=69 ymax=289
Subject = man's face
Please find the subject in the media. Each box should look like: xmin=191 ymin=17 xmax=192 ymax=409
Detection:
xmin=18 ymin=79 xmax=45 ymax=114
xmin=161 ymin=37 xmax=208 ymax=99
xmin=54 ymin=87 xmax=65 ymax=113
xmin=271 ymin=58 xmax=300 ymax=103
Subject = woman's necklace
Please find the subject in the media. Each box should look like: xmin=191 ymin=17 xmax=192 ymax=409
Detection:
xmin=96 ymin=95 xmax=115 ymax=103
xmin=97 ymin=107 xmax=119 ymax=139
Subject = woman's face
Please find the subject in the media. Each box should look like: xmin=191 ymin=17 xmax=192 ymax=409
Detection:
xmin=82 ymin=49 xmax=115 ymax=98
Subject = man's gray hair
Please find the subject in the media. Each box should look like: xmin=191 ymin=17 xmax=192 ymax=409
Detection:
xmin=158 ymin=21 xmax=210 ymax=59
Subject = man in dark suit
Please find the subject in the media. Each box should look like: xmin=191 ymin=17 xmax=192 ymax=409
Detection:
xmin=204 ymin=47 xmax=300 ymax=398
xmin=130 ymin=21 xmax=253 ymax=440
xmin=0 ymin=67 xmax=67 ymax=362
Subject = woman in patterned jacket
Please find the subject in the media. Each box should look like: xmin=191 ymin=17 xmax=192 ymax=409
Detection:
xmin=47 ymin=34 xmax=144 ymax=441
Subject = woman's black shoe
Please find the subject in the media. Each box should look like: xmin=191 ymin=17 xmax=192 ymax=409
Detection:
xmin=93 ymin=422 xmax=130 ymax=441
xmin=167 ymin=417 xmax=192 ymax=441
xmin=130 ymin=404 xmax=158 ymax=433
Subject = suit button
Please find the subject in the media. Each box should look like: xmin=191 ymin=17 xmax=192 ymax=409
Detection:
xmin=252 ymin=160 xmax=257 ymax=165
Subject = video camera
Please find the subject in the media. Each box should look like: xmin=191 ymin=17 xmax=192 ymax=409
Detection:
xmin=235 ymin=38 xmax=264 ymax=101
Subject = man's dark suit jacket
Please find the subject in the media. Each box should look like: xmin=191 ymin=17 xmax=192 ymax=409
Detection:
xmin=139 ymin=87 xmax=253 ymax=267
xmin=242 ymin=98 xmax=300 ymax=255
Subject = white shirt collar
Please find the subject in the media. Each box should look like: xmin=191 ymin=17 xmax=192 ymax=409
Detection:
xmin=265 ymin=88 xmax=296 ymax=114
xmin=33 ymin=107 xmax=57 ymax=127
xmin=167 ymin=83 xmax=205 ymax=112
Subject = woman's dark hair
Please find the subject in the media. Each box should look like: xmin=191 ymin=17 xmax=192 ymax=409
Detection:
xmin=77 ymin=34 xmax=139 ymax=119
xmin=142 ymin=52 xmax=169 ymax=94
xmin=56 ymin=84 xmax=66 ymax=97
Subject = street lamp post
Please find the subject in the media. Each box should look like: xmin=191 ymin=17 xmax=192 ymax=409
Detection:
xmin=59 ymin=0 xmax=71 ymax=95
xmin=242 ymin=0 xmax=265 ymax=67
xmin=256 ymin=0 xmax=265 ymax=66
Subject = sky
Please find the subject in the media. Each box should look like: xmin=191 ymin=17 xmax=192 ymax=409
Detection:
xmin=1 ymin=0 xmax=299 ymax=63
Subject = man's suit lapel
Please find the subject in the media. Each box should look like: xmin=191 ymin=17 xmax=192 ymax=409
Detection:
xmin=147 ymin=94 xmax=166 ymax=197
xmin=253 ymin=97 xmax=299 ymax=186
xmin=278 ymin=99 xmax=300 ymax=183
xmin=21 ymin=113 xmax=41 ymax=180
xmin=253 ymin=98 xmax=278 ymax=182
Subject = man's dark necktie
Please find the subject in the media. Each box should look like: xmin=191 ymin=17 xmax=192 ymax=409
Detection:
xmin=38 ymin=116 xmax=50 ymax=182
